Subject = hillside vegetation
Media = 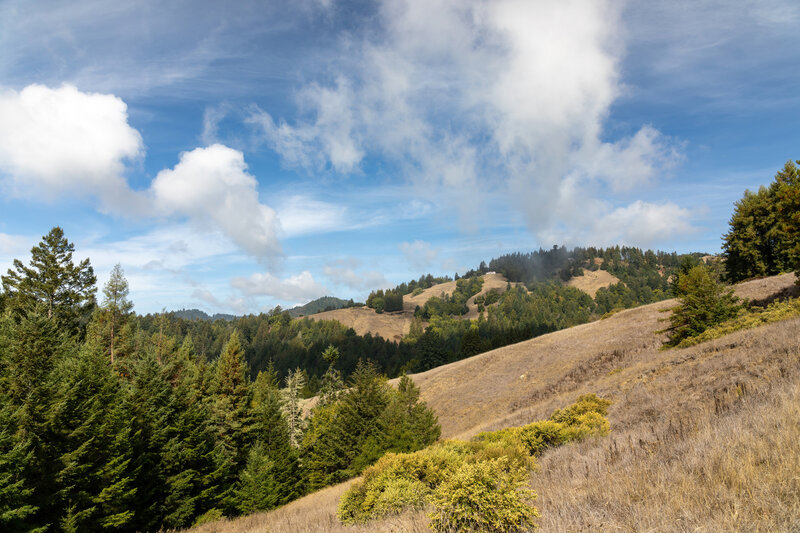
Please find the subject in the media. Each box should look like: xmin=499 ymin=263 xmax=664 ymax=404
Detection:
xmin=192 ymin=273 xmax=800 ymax=531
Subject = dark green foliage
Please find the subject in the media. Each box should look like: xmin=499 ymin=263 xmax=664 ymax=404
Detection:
xmin=287 ymin=296 xmax=362 ymax=318
xmin=416 ymin=276 xmax=483 ymax=319
xmin=664 ymin=266 xmax=742 ymax=347
xmin=1 ymin=227 xmax=96 ymax=338
xmin=366 ymin=289 xmax=403 ymax=313
xmin=303 ymin=363 xmax=439 ymax=492
xmin=50 ymin=345 xmax=135 ymax=532
xmin=723 ymin=160 xmax=799 ymax=282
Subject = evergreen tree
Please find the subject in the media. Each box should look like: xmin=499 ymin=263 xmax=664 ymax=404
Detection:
xmin=49 ymin=344 xmax=135 ymax=532
xmin=0 ymin=402 xmax=41 ymax=533
xmin=234 ymin=442 xmax=281 ymax=515
xmin=774 ymin=160 xmax=800 ymax=277
xmin=210 ymin=333 xmax=252 ymax=514
xmin=282 ymin=368 xmax=306 ymax=448
xmin=318 ymin=345 xmax=344 ymax=407
xmin=1 ymin=227 xmax=97 ymax=338
xmin=665 ymin=265 xmax=741 ymax=346
xmin=302 ymin=360 xmax=389 ymax=489
xmin=249 ymin=364 xmax=301 ymax=506
xmin=160 ymin=339 xmax=223 ymax=528
xmin=89 ymin=264 xmax=134 ymax=365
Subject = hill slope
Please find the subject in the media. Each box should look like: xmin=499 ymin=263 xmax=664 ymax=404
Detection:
xmin=193 ymin=273 xmax=799 ymax=532
xmin=307 ymin=272 xmax=517 ymax=340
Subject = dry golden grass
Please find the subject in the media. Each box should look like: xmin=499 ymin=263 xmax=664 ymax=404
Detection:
xmin=307 ymin=273 xmax=518 ymax=340
xmin=565 ymin=269 xmax=620 ymax=297
xmin=190 ymin=273 xmax=800 ymax=533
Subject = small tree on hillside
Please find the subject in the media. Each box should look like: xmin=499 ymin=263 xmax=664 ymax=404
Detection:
xmin=664 ymin=265 xmax=741 ymax=347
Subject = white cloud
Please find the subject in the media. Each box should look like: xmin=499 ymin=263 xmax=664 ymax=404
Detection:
xmin=323 ymin=259 xmax=390 ymax=291
xmin=151 ymin=144 xmax=282 ymax=262
xmin=399 ymin=240 xmax=440 ymax=271
xmin=276 ymin=195 xmax=348 ymax=238
xmin=0 ymin=84 xmax=145 ymax=211
xmin=231 ymin=270 xmax=328 ymax=302
xmin=592 ymin=201 xmax=695 ymax=247
xmin=251 ymin=0 xmax=690 ymax=242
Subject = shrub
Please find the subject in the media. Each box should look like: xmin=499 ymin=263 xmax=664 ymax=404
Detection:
xmin=664 ymin=265 xmax=742 ymax=347
xmin=428 ymin=456 xmax=539 ymax=533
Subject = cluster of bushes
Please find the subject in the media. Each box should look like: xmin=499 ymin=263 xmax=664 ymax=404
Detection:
xmin=415 ymin=276 xmax=484 ymax=319
xmin=337 ymin=394 xmax=610 ymax=531
xmin=474 ymin=288 xmax=502 ymax=312
xmin=366 ymin=289 xmax=404 ymax=313
xmin=674 ymin=294 xmax=800 ymax=348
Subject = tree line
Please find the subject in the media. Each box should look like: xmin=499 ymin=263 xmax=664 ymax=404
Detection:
xmin=0 ymin=228 xmax=439 ymax=531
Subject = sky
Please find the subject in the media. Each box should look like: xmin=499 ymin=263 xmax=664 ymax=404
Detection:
xmin=1 ymin=0 xmax=798 ymax=315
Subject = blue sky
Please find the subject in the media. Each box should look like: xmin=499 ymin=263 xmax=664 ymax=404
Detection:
xmin=1 ymin=0 xmax=798 ymax=314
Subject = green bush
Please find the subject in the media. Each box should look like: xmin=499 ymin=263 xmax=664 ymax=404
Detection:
xmin=338 ymin=394 xmax=611 ymax=528
xmin=429 ymin=456 xmax=539 ymax=533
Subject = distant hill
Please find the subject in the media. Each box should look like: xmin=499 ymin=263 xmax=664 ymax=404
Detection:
xmin=171 ymin=308 xmax=237 ymax=322
xmin=287 ymin=296 xmax=360 ymax=318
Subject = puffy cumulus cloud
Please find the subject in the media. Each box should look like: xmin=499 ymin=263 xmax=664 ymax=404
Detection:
xmin=0 ymin=84 xmax=145 ymax=211
xmin=323 ymin=259 xmax=390 ymax=291
xmin=0 ymin=84 xmax=283 ymax=263
xmin=231 ymin=270 xmax=328 ymax=303
xmin=253 ymin=0 xmax=690 ymax=241
xmin=151 ymin=144 xmax=282 ymax=262
xmin=399 ymin=240 xmax=440 ymax=271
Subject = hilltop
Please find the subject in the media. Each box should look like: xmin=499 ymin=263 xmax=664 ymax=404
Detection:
xmin=193 ymin=272 xmax=800 ymax=532
xmin=307 ymin=272 xmax=536 ymax=340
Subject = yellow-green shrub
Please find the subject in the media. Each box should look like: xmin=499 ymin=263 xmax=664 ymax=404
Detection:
xmin=337 ymin=394 xmax=611 ymax=527
xmin=549 ymin=393 xmax=611 ymax=424
xmin=429 ymin=456 xmax=539 ymax=533
xmin=676 ymin=298 xmax=800 ymax=348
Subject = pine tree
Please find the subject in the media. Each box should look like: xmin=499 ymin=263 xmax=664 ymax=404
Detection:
xmin=282 ymin=368 xmax=306 ymax=448
xmin=49 ymin=344 xmax=136 ymax=532
xmin=234 ymin=442 xmax=281 ymax=514
xmin=774 ymin=160 xmax=800 ymax=278
xmin=318 ymin=345 xmax=344 ymax=407
xmin=1 ymin=227 xmax=97 ymax=338
xmin=302 ymin=360 xmax=389 ymax=489
xmin=160 ymin=338 xmax=223 ymax=528
xmin=665 ymin=265 xmax=741 ymax=346
xmin=210 ymin=333 xmax=252 ymax=515
xmin=0 ymin=402 xmax=42 ymax=533
xmin=89 ymin=264 xmax=134 ymax=365
xmin=249 ymin=364 xmax=301 ymax=506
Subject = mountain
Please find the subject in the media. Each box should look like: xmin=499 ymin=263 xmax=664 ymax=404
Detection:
xmin=286 ymin=296 xmax=359 ymax=318
xmin=171 ymin=308 xmax=237 ymax=322
xmin=193 ymin=273 xmax=800 ymax=532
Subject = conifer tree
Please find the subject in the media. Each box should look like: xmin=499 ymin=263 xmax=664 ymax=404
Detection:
xmin=234 ymin=442 xmax=281 ymax=515
xmin=89 ymin=264 xmax=134 ymax=365
xmin=665 ymin=265 xmax=741 ymax=346
xmin=282 ymin=368 xmax=306 ymax=448
xmin=49 ymin=343 xmax=136 ymax=532
xmin=160 ymin=338 xmax=223 ymax=528
xmin=210 ymin=333 xmax=252 ymax=514
xmin=249 ymin=364 xmax=301 ymax=505
xmin=0 ymin=402 xmax=41 ymax=532
xmin=318 ymin=345 xmax=344 ymax=407
xmin=1 ymin=227 xmax=96 ymax=338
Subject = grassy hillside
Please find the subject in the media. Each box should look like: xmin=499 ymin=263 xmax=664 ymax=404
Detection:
xmin=191 ymin=273 xmax=800 ymax=532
